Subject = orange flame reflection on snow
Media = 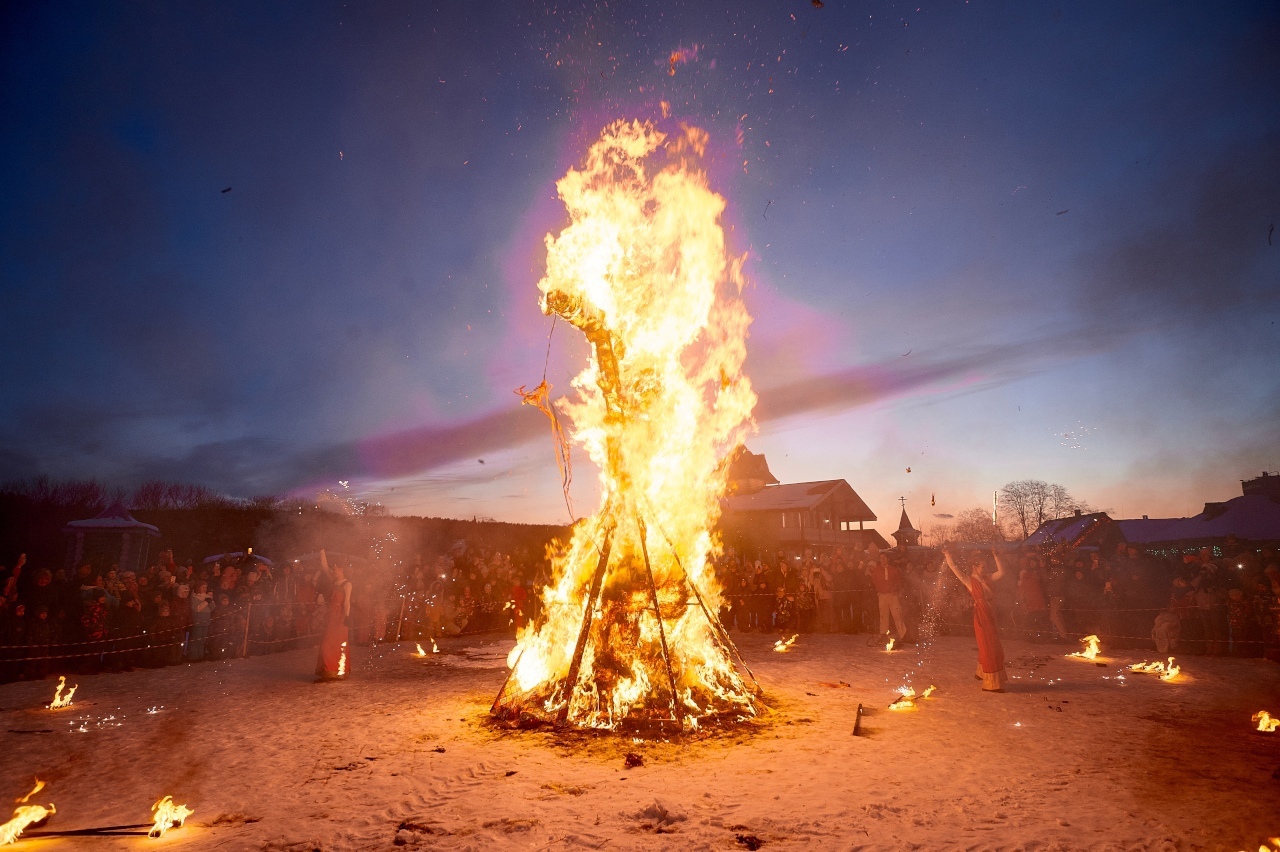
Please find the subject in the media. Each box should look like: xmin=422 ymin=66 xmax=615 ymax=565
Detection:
xmin=1066 ymin=635 xmax=1100 ymax=661
xmin=148 ymin=796 xmax=193 ymax=838
xmin=48 ymin=676 xmax=77 ymax=709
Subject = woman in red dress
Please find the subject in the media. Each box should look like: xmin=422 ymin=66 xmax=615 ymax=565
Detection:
xmin=944 ymin=546 xmax=1008 ymax=692
xmin=315 ymin=550 xmax=353 ymax=681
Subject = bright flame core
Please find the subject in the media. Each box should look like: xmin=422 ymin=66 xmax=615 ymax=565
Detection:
xmin=1129 ymin=656 xmax=1179 ymax=680
xmin=48 ymin=676 xmax=76 ymax=709
xmin=491 ymin=120 xmax=758 ymax=731
xmin=1254 ymin=710 xmax=1278 ymax=732
xmin=1067 ymin=635 xmax=1100 ymax=661
xmin=149 ymin=796 xmax=193 ymax=838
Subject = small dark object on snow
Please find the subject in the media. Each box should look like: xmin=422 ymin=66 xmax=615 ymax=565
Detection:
xmin=221 ymin=187 xmax=232 ymax=193
xmin=1095 ymin=662 xmax=1105 ymax=667
xmin=505 ymin=770 xmax=517 ymax=777
xmin=1269 ymin=223 xmax=1275 ymax=245
xmin=805 ymin=691 xmax=817 ymax=696
xmin=624 ymin=752 xmax=644 ymax=768
xmin=432 ymin=746 xmax=446 ymax=753
xmin=1056 ymin=209 xmax=1069 ymax=215
xmin=853 ymin=703 xmax=865 ymax=736
xmin=737 ymin=833 xmax=765 ymax=850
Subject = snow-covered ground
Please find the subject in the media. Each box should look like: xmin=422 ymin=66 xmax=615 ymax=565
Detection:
xmin=2 ymin=631 xmax=1277 ymax=851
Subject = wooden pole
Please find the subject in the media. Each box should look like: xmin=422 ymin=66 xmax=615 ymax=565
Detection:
xmin=636 ymin=514 xmax=682 ymax=724
xmin=555 ymin=525 xmax=615 ymax=728
xmin=240 ymin=602 xmax=252 ymax=658
xmin=395 ymin=594 xmax=407 ymax=642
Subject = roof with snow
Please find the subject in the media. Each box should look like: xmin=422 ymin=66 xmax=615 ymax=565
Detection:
xmin=62 ymin=502 xmax=160 ymax=536
xmin=1116 ymin=494 xmax=1280 ymax=544
xmin=724 ymin=479 xmax=877 ymax=521
xmin=1022 ymin=512 xmax=1116 ymax=548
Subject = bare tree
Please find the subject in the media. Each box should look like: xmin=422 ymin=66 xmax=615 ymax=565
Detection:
xmin=0 ymin=476 xmax=124 ymax=510
xmin=999 ymin=479 xmax=1091 ymax=539
xmin=130 ymin=480 xmax=236 ymax=511
xmin=932 ymin=507 xmax=1006 ymax=544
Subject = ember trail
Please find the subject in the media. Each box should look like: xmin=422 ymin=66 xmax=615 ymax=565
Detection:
xmin=491 ymin=120 xmax=760 ymax=732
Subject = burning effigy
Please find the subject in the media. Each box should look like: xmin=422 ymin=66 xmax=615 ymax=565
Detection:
xmin=490 ymin=120 xmax=760 ymax=732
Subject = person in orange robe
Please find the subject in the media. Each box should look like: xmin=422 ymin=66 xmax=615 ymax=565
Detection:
xmin=315 ymin=550 xmax=352 ymax=681
xmin=944 ymin=546 xmax=1008 ymax=692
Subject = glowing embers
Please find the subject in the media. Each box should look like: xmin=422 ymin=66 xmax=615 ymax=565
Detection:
xmin=1128 ymin=656 xmax=1181 ymax=681
xmin=1253 ymin=711 xmax=1278 ymax=733
xmin=773 ymin=635 xmax=798 ymax=653
xmin=0 ymin=780 xmax=54 ymax=846
xmin=48 ymin=675 xmax=77 ymax=709
xmin=1066 ymin=634 xmax=1101 ymax=661
xmin=489 ymin=119 xmax=759 ymax=732
xmin=148 ymin=795 xmax=193 ymax=838
xmin=887 ymin=685 xmax=937 ymax=710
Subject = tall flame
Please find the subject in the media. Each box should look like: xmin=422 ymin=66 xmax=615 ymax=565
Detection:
xmin=148 ymin=796 xmax=193 ymax=838
xmin=48 ymin=676 xmax=77 ymax=709
xmin=491 ymin=119 xmax=758 ymax=730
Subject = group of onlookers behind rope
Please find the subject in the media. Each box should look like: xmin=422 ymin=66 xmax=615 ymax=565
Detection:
xmin=711 ymin=542 xmax=1280 ymax=658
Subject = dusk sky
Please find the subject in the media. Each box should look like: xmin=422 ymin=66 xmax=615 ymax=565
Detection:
xmin=2 ymin=1 xmax=1277 ymax=537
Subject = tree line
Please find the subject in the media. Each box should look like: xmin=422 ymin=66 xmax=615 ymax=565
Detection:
xmin=929 ymin=479 xmax=1096 ymax=544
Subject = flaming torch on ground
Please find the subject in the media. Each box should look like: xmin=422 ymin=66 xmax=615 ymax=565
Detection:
xmin=148 ymin=796 xmax=193 ymax=838
xmin=47 ymin=675 xmax=77 ymax=709
xmin=0 ymin=780 xmax=54 ymax=846
xmin=1066 ymin=635 xmax=1101 ymax=661
xmin=490 ymin=119 xmax=761 ymax=732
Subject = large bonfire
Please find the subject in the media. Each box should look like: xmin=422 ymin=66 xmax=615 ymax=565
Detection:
xmin=491 ymin=119 xmax=760 ymax=732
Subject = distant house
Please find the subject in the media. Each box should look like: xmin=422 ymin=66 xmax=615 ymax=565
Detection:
xmin=1022 ymin=475 xmax=1280 ymax=554
xmin=1023 ymin=510 xmax=1124 ymax=553
xmin=63 ymin=502 xmax=161 ymax=572
xmin=719 ymin=448 xmax=888 ymax=558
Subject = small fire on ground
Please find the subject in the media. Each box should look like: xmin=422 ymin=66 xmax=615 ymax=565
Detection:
xmin=1253 ymin=711 xmax=1278 ymax=733
xmin=149 ymin=795 xmax=193 ymax=838
xmin=0 ymin=780 xmax=54 ymax=846
xmin=773 ymin=635 xmax=798 ymax=653
xmin=1066 ymin=635 xmax=1100 ymax=661
xmin=48 ymin=675 xmax=77 ymax=709
xmin=887 ymin=685 xmax=936 ymax=710
xmin=1128 ymin=657 xmax=1181 ymax=681
xmin=885 ymin=637 xmax=897 ymax=651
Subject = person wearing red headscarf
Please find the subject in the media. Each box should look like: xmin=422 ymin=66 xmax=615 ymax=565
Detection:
xmin=944 ymin=546 xmax=1008 ymax=692
xmin=315 ymin=550 xmax=352 ymax=681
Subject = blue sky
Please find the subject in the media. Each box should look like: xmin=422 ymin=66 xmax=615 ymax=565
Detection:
xmin=2 ymin=1 xmax=1277 ymax=536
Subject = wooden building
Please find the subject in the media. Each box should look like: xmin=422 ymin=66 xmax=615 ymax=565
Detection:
xmin=719 ymin=449 xmax=887 ymax=558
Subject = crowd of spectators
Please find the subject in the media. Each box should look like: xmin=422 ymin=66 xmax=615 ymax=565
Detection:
xmin=710 ymin=541 xmax=1280 ymax=658
xmin=4 ymin=536 xmax=1278 ymax=683
xmin=0 ymin=550 xmax=331 ymax=680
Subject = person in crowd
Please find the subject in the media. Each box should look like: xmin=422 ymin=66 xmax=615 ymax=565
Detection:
xmin=944 ymin=546 xmax=1008 ymax=693
xmin=315 ymin=550 xmax=352 ymax=681
xmin=1016 ymin=563 xmax=1049 ymax=640
xmin=189 ymin=580 xmax=215 ymax=660
xmin=868 ymin=550 xmax=908 ymax=643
